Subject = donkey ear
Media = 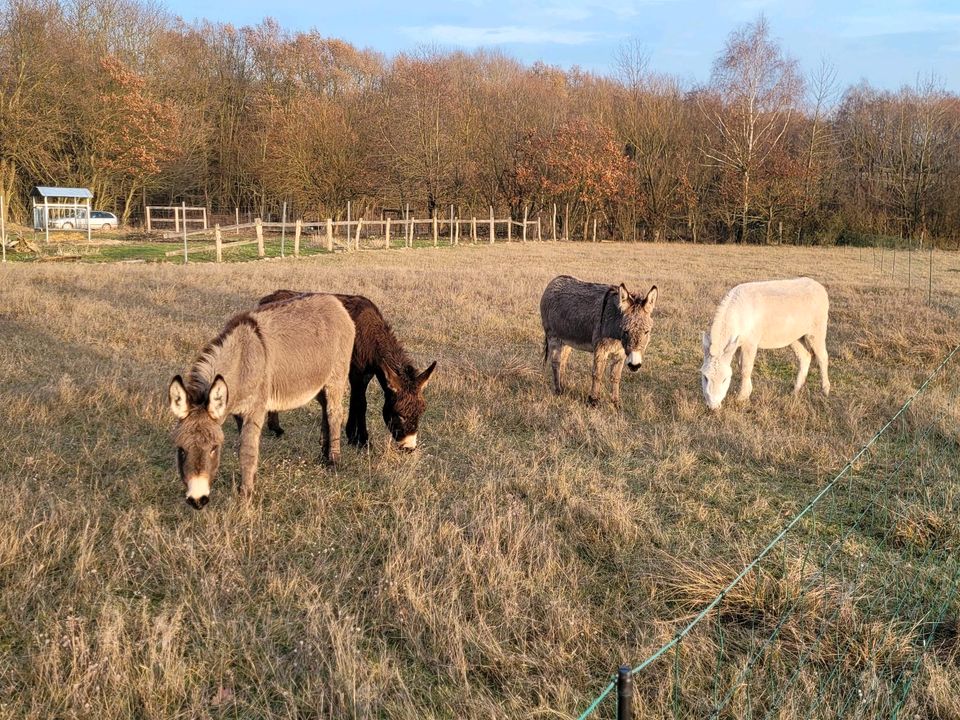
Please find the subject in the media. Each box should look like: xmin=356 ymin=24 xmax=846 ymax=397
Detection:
xmin=618 ymin=284 xmax=632 ymax=311
xmin=207 ymin=375 xmax=229 ymax=421
xmin=642 ymin=285 xmax=658 ymax=313
xmin=383 ymin=365 xmax=403 ymax=394
xmin=417 ymin=361 xmax=437 ymax=389
xmin=168 ymin=376 xmax=190 ymax=419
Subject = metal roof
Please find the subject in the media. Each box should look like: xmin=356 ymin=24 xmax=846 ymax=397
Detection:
xmin=32 ymin=186 xmax=93 ymax=199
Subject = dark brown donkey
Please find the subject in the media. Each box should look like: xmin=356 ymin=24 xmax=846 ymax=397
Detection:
xmin=258 ymin=290 xmax=437 ymax=450
xmin=168 ymin=294 xmax=354 ymax=508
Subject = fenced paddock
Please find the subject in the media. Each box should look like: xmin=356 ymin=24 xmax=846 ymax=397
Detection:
xmin=1 ymin=242 xmax=959 ymax=719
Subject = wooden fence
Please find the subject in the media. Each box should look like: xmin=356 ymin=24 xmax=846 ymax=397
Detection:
xmin=163 ymin=209 xmax=557 ymax=261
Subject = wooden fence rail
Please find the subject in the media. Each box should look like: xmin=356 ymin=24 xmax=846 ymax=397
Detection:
xmin=166 ymin=214 xmax=549 ymax=261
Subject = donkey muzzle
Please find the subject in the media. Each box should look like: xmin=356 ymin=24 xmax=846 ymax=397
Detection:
xmin=626 ymin=351 xmax=642 ymax=372
xmin=185 ymin=475 xmax=211 ymax=509
xmin=397 ymin=434 xmax=418 ymax=452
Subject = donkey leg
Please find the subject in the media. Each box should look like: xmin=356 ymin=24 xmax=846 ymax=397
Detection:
xmin=736 ymin=343 xmax=758 ymax=403
xmin=548 ymin=338 xmax=567 ymax=395
xmin=608 ymin=354 xmax=625 ymax=409
xmin=266 ymin=411 xmax=285 ymax=438
xmin=345 ymin=372 xmax=372 ymax=447
xmin=321 ymin=381 xmax=347 ymax=467
xmin=238 ymin=412 xmax=264 ymax=497
xmin=809 ymin=333 xmax=831 ymax=396
xmin=588 ymin=349 xmax=608 ymax=406
xmin=790 ymin=340 xmax=812 ymax=394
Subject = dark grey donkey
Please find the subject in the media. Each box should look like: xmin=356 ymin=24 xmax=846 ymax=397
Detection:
xmin=540 ymin=275 xmax=658 ymax=407
xmin=168 ymin=294 xmax=355 ymax=508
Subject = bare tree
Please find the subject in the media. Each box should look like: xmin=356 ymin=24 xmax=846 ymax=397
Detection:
xmin=702 ymin=16 xmax=803 ymax=243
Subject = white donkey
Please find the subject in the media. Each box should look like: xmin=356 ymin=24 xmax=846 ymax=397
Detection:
xmin=700 ymin=277 xmax=830 ymax=410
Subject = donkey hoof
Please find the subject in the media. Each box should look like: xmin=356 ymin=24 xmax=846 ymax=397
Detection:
xmin=271 ymin=427 xmax=285 ymax=438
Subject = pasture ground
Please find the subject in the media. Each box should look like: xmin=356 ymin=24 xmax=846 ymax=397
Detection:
xmin=1 ymin=242 xmax=959 ymax=718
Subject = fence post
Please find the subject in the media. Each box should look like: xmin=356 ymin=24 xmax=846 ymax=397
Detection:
xmin=537 ymin=217 xmax=542 ymax=242
xmin=386 ymin=217 xmax=391 ymax=249
xmin=182 ymin=201 xmax=188 ymax=263
xmin=433 ymin=215 xmax=438 ymax=247
xmin=214 ymin=224 xmax=222 ymax=263
xmin=449 ymin=205 xmax=454 ymax=245
xmin=617 ymin=666 xmax=633 ymax=720
xmin=593 ymin=218 xmax=598 ymax=243
xmin=280 ymin=201 xmax=287 ymax=258
xmin=294 ymin=219 xmax=301 ymax=258
xmin=409 ymin=216 xmax=415 ymax=248
xmin=455 ymin=218 xmax=460 ymax=245
xmin=522 ymin=205 xmax=528 ymax=242
xmin=507 ymin=215 xmax=512 ymax=242
xmin=489 ymin=206 xmax=494 ymax=244
xmin=552 ymin=203 xmax=557 ymax=241
xmin=235 ymin=207 xmax=239 ymax=235
xmin=355 ymin=218 xmax=362 ymax=251
xmin=255 ymin=218 xmax=264 ymax=258
xmin=565 ymin=204 xmax=570 ymax=241
xmin=326 ymin=218 xmax=333 ymax=252
xmin=471 ymin=216 xmax=476 ymax=244
xmin=145 ymin=206 xmax=152 ymax=233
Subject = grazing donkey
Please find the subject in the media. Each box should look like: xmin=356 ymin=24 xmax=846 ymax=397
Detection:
xmin=540 ymin=275 xmax=658 ymax=407
xmin=258 ymin=290 xmax=437 ymax=451
xmin=700 ymin=277 xmax=830 ymax=411
xmin=168 ymin=294 xmax=354 ymax=508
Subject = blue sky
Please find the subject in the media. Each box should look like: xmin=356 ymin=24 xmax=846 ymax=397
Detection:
xmin=164 ymin=0 xmax=960 ymax=91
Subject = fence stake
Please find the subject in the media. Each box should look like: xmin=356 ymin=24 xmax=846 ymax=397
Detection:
xmin=593 ymin=218 xmax=598 ymax=243
xmin=255 ymin=218 xmax=264 ymax=257
xmin=280 ymin=202 xmax=287 ymax=257
xmin=449 ymin=205 xmax=454 ymax=245
xmin=455 ymin=218 xmax=460 ymax=245
xmin=409 ymin=216 xmax=415 ymax=248
xmin=294 ymin=219 xmax=301 ymax=258
xmin=471 ymin=216 xmax=476 ymax=244
xmin=182 ymin=201 xmax=188 ymax=263
xmin=489 ymin=206 xmax=495 ymax=244
xmin=507 ymin=214 xmax=512 ymax=242
xmin=537 ymin=217 xmax=542 ymax=242
xmin=326 ymin=218 xmax=333 ymax=252
xmin=235 ymin=207 xmax=239 ymax=235
xmin=386 ymin=217 xmax=391 ymax=249
xmin=553 ymin=203 xmax=557 ymax=241
xmin=355 ymin=218 xmax=362 ymax=251
xmin=617 ymin=666 xmax=633 ymax=720
xmin=565 ymin=204 xmax=570 ymax=241
xmin=433 ymin=215 xmax=438 ymax=247
xmin=214 ymin=224 xmax=222 ymax=263
xmin=522 ymin=205 xmax=528 ymax=242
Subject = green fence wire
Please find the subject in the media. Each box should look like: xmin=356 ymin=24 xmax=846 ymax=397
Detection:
xmin=577 ymin=343 xmax=960 ymax=719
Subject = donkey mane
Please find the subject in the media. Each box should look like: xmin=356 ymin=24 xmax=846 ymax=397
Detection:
xmin=708 ymin=287 xmax=740 ymax=354
xmin=186 ymin=314 xmax=262 ymax=399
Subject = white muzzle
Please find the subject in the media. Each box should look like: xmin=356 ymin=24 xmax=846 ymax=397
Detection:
xmin=397 ymin=434 xmax=418 ymax=451
xmin=185 ymin=475 xmax=210 ymax=502
xmin=627 ymin=351 xmax=643 ymax=367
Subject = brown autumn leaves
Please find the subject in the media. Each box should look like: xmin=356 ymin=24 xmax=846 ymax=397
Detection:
xmin=1 ymin=3 xmax=958 ymax=244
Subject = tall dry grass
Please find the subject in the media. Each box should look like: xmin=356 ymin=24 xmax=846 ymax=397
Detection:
xmin=0 ymin=242 xmax=958 ymax=718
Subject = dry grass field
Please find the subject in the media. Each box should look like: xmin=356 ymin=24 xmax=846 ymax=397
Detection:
xmin=1 ymin=242 xmax=959 ymax=719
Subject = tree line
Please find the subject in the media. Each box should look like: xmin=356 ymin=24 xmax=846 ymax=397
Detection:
xmin=2 ymin=0 xmax=958 ymax=244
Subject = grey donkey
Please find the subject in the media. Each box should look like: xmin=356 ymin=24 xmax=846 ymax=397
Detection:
xmin=168 ymin=293 xmax=355 ymax=508
xmin=540 ymin=275 xmax=658 ymax=407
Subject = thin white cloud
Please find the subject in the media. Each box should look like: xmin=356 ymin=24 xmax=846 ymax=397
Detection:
xmin=406 ymin=24 xmax=607 ymax=45
xmin=839 ymin=11 xmax=960 ymax=38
